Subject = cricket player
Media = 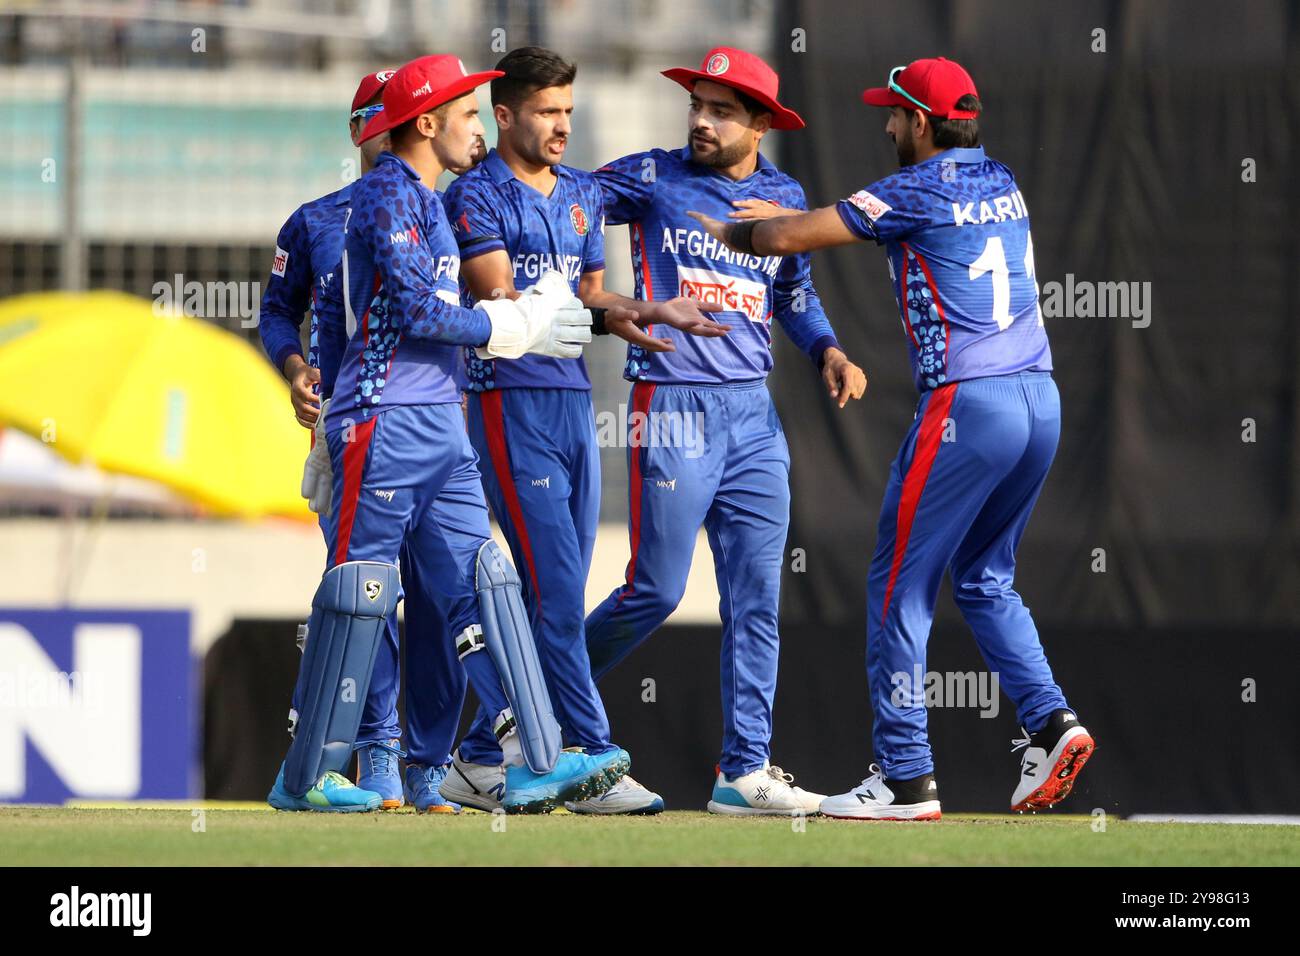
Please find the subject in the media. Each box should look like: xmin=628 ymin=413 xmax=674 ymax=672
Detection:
xmin=258 ymin=70 xmax=467 ymax=813
xmin=585 ymin=47 xmax=867 ymax=815
xmin=440 ymin=47 xmax=730 ymax=815
xmin=267 ymin=54 xmax=628 ymax=814
xmin=690 ymin=57 xmax=1095 ymax=820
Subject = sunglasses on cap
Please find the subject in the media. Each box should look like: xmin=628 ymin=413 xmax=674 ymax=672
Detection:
xmin=350 ymin=104 xmax=384 ymax=122
xmin=887 ymin=65 xmax=931 ymax=114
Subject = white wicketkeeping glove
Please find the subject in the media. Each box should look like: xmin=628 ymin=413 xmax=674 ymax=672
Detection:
xmin=473 ymin=269 xmax=592 ymax=360
xmin=300 ymin=398 xmax=333 ymax=515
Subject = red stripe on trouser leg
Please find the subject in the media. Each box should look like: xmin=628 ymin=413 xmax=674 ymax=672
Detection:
xmin=333 ymin=417 xmax=377 ymax=566
xmin=479 ymin=391 xmax=544 ymax=623
xmin=619 ymin=381 xmax=657 ymax=601
xmin=880 ymin=383 xmax=958 ymax=626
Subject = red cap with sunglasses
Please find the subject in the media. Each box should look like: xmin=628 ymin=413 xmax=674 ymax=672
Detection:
xmin=350 ymin=69 xmax=396 ymax=128
xmin=861 ymin=57 xmax=979 ymax=120
xmin=359 ymin=55 xmax=503 ymax=144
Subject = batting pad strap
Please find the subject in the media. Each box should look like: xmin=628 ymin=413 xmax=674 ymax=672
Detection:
xmin=493 ymin=708 xmax=517 ymax=742
xmin=456 ymin=623 xmax=485 ymax=660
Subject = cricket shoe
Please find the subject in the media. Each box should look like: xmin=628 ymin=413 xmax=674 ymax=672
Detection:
xmin=820 ymin=764 xmax=941 ymax=821
xmin=707 ymin=762 xmax=825 ymax=816
xmin=403 ymin=763 xmax=461 ymax=814
xmin=1010 ymin=709 xmax=1096 ymax=812
xmin=503 ymin=747 xmax=630 ymax=815
xmin=565 ymin=773 xmax=665 ymax=815
xmin=439 ymin=753 xmax=506 ymax=812
xmin=355 ymin=738 xmax=405 ymax=809
xmin=267 ymin=764 xmax=382 ymax=812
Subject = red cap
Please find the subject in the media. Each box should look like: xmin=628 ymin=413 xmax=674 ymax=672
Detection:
xmin=662 ymin=46 xmax=805 ymax=131
xmin=351 ymin=69 xmax=397 ymax=114
xmin=861 ymin=57 xmax=979 ymax=120
xmin=359 ymin=55 xmax=503 ymax=143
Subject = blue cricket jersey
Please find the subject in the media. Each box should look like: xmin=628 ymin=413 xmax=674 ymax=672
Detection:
xmin=595 ymin=146 xmax=839 ymax=385
xmin=442 ymin=149 xmax=605 ymax=391
xmin=258 ymin=183 xmax=353 ymax=375
xmin=328 ymin=151 xmax=491 ymax=419
xmin=836 ymin=145 xmax=1052 ymax=392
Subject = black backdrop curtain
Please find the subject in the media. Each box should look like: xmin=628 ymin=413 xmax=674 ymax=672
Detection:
xmin=769 ymin=0 xmax=1300 ymax=630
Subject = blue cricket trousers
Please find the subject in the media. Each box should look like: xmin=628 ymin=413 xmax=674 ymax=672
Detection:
xmin=292 ymin=448 xmax=466 ymax=767
xmin=320 ymin=404 xmax=513 ymax=755
xmin=867 ymin=371 xmax=1069 ymax=779
xmin=458 ymin=387 xmax=614 ymax=761
xmin=585 ymin=380 xmax=791 ymax=777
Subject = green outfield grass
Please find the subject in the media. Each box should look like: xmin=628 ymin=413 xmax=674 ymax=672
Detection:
xmin=2 ymin=805 xmax=1297 ymax=866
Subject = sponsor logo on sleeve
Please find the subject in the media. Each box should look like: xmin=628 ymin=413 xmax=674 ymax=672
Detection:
xmin=272 ymin=246 xmax=289 ymax=277
xmin=848 ymin=190 xmax=892 ymax=221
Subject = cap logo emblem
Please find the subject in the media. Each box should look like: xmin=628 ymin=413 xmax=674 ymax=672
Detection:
xmin=376 ymin=70 xmax=395 ymax=82
xmin=706 ymin=52 xmax=729 ymax=75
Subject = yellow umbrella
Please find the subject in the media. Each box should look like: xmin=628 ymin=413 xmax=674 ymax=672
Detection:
xmin=0 ymin=292 xmax=312 ymax=520
xmin=0 ymin=290 xmax=147 ymax=345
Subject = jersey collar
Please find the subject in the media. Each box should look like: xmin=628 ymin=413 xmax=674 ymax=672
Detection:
xmin=484 ymin=148 xmax=571 ymax=187
xmin=376 ymin=150 xmax=420 ymax=180
xmin=916 ymin=145 xmax=986 ymax=168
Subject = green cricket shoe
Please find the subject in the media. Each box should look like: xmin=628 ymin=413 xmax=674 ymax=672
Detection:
xmin=267 ymin=763 xmax=382 ymax=812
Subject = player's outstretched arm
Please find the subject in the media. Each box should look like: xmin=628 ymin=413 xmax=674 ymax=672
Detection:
xmin=578 ymin=269 xmax=731 ymax=352
xmin=688 ymin=205 xmax=860 ymax=257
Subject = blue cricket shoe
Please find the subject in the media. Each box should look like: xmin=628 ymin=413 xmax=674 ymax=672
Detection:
xmin=267 ymin=763 xmax=382 ymax=812
xmin=502 ymin=747 xmax=630 ymax=815
xmin=403 ymin=763 xmax=462 ymax=814
xmin=355 ymin=738 xmax=405 ymax=809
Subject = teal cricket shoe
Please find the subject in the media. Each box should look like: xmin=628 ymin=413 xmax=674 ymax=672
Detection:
xmin=267 ymin=763 xmax=382 ymax=812
xmin=355 ymin=738 xmax=405 ymax=809
xmin=502 ymin=747 xmax=630 ymax=815
xmin=403 ymin=763 xmax=462 ymax=814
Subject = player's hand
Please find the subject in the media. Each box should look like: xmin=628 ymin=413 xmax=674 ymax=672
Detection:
xmin=728 ymin=199 xmax=800 ymax=220
xmin=288 ymin=359 xmax=322 ymax=429
xmin=605 ymin=305 xmax=675 ymax=353
xmin=648 ymin=296 xmax=731 ymax=337
xmin=821 ymin=348 xmax=867 ymax=409
xmin=687 ymin=210 xmax=730 ymax=246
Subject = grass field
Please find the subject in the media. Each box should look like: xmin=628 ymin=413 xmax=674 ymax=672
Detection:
xmin=3 ymin=805 xmax=1297 ymax=866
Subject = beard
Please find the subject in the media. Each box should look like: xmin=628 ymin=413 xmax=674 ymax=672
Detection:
xmin=690 ymin=133 xmax=751 ymax=169
xmin=894 ymin=127 xmax=918 ymax=167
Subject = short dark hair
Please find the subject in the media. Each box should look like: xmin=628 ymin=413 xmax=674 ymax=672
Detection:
xmin=924 ymin=94 xmax=981 ymax=148
xmin=734 ymin=88 xmax=772 ymax=126
xmin=491 ymin=46 xmax=577 ymax=112
xmin=693 ymin=80 xmax=771 ymax=126
xmin=389 ymin=100 xmax=453 ymax=147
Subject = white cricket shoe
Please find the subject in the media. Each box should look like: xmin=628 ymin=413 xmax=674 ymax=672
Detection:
xmin=820 ymin=764 xmax=941 ymax=821
xmin=707 ymin=762 xmax=825 ymax=816
xmin=1010 ymin=709 xmax=1095 ymax=812
xmin=565 ymin=774 xmax=665 ymax=815
xmin=438 ymin=752 xmax=505 ymax=812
